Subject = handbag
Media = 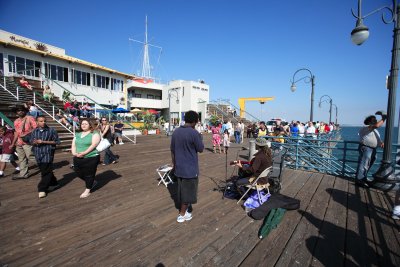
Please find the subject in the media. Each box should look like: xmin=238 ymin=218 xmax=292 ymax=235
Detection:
xmin=21 ymin=117 xmax=32 ymax=144
xmin=96 ymin=138 xmax=111 ymax=152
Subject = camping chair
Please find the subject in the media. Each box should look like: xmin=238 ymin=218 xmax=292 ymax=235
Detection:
xmin=156 ymin=164 xmax=174 ymax=187
xmin=237 ymin=166 xmax=272 ymax=204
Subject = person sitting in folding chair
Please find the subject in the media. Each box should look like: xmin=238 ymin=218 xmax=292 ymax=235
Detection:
xmin=234 ymin=137 xmax=272 ymax=196
xmin=236 ymin=137 xmax=272 ymax=194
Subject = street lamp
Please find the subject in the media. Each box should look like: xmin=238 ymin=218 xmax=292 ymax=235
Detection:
xmin=290 ymin=68 xmax=315 ymax=122
xmin=168 ymin=88 xmax=179 ymax=135
xmin=332 ymin=104 xmax=338 ymax=125
xmin=351 ymin=0 xmax=400 ymax=183
xmin=318 ymin=95 xmax=333 ymax=124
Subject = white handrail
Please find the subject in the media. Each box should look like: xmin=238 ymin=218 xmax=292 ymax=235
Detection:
xmin=122 ymin=133 xmax=136 ymax=144
xmin=34 ymin=103 xmax=74 ymax=135
xmin=0 ymin=83 xmax=18 ymax=100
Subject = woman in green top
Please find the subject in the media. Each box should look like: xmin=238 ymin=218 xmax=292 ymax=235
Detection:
xmin=71 ymin=119 xmax=101 ymax=198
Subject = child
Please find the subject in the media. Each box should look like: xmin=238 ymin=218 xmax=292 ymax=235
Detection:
xmin=222 ymin=129 xmax=230 ymax=154
xmin=211 ymin=125 xmax=221 ymax=154
xmin=0 ymin=126 xmax=18 ymax=178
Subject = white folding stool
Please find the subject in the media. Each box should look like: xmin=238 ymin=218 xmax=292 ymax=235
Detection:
xmin=156 ymin=164 xmax=174 ymax=187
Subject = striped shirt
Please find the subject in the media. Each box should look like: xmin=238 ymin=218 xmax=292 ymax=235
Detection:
xmin=30 ymin=126 xmax=60 ymax=163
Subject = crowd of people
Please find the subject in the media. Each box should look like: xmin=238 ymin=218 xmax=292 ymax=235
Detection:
xmin=1 ymin=104 xmax=399 ymax=221
xmin=0 ymin=104 xmax=125 ymax=199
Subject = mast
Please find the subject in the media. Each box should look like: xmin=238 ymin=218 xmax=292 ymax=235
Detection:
xmin=142 ymin=15 xmax=151 ymax=78
xmin=128 ymin=16 xmax=162 ymax=80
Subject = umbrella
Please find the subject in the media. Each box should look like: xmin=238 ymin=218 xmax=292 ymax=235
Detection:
xmin=112 ymin=107 xmax=129 ymax=113
xmin=131 ymin=108 xmax=142 ymax=113
xmin=147 ymin=109 xmax=159 ymax=114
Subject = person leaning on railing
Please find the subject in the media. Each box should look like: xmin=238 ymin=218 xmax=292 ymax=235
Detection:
xmin=355 ymin=112 xmax=386 ymax=188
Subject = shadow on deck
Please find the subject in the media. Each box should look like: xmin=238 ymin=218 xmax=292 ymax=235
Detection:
xmin=0 ymin=135 xmax=399 ymax=266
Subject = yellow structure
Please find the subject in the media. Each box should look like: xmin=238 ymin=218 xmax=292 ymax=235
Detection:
xmin=238 ymin=97 xmax=274 ymax=118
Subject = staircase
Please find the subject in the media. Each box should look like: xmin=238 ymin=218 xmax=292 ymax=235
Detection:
xmin=0 ymin=76 xmax=74 ymax=150
xmin=207 ymin=101 xmax=254 ymax=125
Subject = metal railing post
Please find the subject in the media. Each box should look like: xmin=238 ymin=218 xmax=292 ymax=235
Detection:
xmin=33 ymin=92 xmax=36 ymax=104
xmin=342 ymin=141 xmax=348 ymax=177
xmin=52 ymin=105 xmax=55 ymax=118
xmin=295 ymin=140 xmax=299 ymax=170
xmin=16 ymin=86 xmax=19 ymax=100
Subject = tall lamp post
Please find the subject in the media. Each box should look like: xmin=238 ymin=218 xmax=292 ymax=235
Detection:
xmin=318 ymin=95 xmax=333 ymax=124
xmin=332 ymin=104 xmax=338 ymax=125
xmin=351 ymin=0 xmax=400 ymax=182
xmin=168 ymin=88 xmax=179 ymax=135
xmin=290 ymin=68 xmax=316 ymax=122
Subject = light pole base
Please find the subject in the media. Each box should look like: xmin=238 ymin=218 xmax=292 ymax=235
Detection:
xmin=372 ymin=162 xmax=400 ymax=183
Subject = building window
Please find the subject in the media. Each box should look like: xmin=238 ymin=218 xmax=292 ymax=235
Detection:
xmin=0 ymin=53 xmax=3 ymax=74
xmin=147 ymin=94 xmax=154 ymax=99
xmin=44 ymin=63 xmax=68 ymax=82
xmin=8 ymin=55 xmax=41 ymax=77
xmin=134 ymin=94 xmax=141 ymax=98
xmin=8 ymin=55 xmax=15 ymax=73
xmin=155 ymin=95 xmax=162 ymax=100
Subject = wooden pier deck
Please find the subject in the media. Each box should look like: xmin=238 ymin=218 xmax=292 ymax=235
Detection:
xmin=0 ymin=135 xmax=399 ymax=266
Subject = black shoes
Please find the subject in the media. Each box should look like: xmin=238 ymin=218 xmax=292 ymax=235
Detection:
xmin=355 ymin=178 xmax=370 ymax=188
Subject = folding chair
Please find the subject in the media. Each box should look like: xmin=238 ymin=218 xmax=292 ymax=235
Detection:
xmin=237 ymin=166 xmax=272 ymax=204
xmin=156 ymin=164 xmax=174 ymax=187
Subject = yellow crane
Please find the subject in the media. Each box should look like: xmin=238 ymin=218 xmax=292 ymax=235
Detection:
xmin=238 ymin=97 xmax=274 ymax=118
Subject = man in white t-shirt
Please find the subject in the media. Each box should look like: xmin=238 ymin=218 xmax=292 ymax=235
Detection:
xmin=305 ymin=121 xmax=316 ymax=138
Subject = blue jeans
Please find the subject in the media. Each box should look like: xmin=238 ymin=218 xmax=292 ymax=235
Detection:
xmin=234 ymin=131 xmax=241 ymax=143
xmin=356 ymin=144 xmax=376 ymax=181
xmin=103 ymin=147 xmax=117 ymax=164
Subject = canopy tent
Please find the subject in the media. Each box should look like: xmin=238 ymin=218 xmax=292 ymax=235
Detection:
xmin=147 ymin=109 xmax=159 ymax=114
xmin=112 ymin=107 xmax=129 ymax=113
xmin=131 ymin=108 xmax=142 ymax=113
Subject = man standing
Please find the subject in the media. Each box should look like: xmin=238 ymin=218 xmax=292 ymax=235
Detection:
xmin=171 ymin=110 xmax=204 ymax=223
xmin=113 ymin=120 xmax=124 ymax=145
xmin=10 ymin=105 xmax=37 ymax=179
xmin=30 ymin=116 xmax=61 ymax=198
xmin=356 ymin=113 xmax=386 ymax=187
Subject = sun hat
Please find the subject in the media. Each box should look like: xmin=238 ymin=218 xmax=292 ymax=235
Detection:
xmin=255 ymin=137 xmax=271 ymax=147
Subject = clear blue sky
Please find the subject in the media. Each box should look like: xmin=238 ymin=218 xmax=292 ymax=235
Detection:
xmin=0 ymin=0 xmax=396 ymax=125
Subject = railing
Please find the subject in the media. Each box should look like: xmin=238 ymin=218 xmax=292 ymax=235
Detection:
xmin=0 ymin=111 xmax=14 ymax=128
xmin=260 ymin=131 xmax=399 ymax=179
xmin=208 ymin=100 xmax=240 ymax=123
xmin=5 ymin=63 xmax=115 ymax=118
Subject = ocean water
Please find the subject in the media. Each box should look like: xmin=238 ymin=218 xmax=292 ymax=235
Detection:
xmin=334 ymin=126 xmax=399 ymax=176
xmin=339 ymin=126 xmax=399 ymax=143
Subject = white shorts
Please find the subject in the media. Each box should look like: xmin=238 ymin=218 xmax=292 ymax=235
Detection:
xmin=0 ymin=154 xmax=12 ymax=163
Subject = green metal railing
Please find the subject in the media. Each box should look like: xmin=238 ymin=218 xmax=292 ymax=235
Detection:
xmin=261 ymin=131 xmax=399 ymax=179
xmin=0 ymin=111 xmax=14 ymax=128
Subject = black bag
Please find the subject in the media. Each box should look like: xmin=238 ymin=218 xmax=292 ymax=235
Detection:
xmin=21 ymin=133 xmax=32 ymax=143
xmin=223 ymin=181 xmax=241 ymax=199
xmin=21 ymin=118 xmax=32 ymax=144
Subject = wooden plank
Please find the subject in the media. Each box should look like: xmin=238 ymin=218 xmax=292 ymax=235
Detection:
xmin=364 ymin=189 xmax=400 ymax=267
xmin=310 ymin=176 xmax=348 ymax=267
xmin=345 ymin=181 xmax=379 ymax=266
xmin=273 ymin=173 xmax=335 ymax=267
xmin=224 ymin=171 xmax=320 ymax=267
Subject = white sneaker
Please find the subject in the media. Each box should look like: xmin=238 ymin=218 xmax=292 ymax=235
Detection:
xmin=119 ymin=142 xmax=124 ymax=145
xmin=177 ymin=211 xmax=192 ymax=223
xmin=38 ymin=192 xmax=46 ymax=198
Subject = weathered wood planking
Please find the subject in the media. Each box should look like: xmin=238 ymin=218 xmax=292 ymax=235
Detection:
xmin=0 ymin=134 xmax=399 ymax=267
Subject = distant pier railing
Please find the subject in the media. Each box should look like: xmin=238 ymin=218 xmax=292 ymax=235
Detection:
xmin=260 ymin=131 xmax=399 ymax=179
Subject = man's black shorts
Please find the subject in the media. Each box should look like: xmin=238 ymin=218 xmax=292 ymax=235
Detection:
xmin=177 ymin=177 xmax=198 ymax=204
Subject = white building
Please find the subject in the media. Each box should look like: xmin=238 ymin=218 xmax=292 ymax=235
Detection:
xmin=0 ymin=29 xmax=210 ymax=123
